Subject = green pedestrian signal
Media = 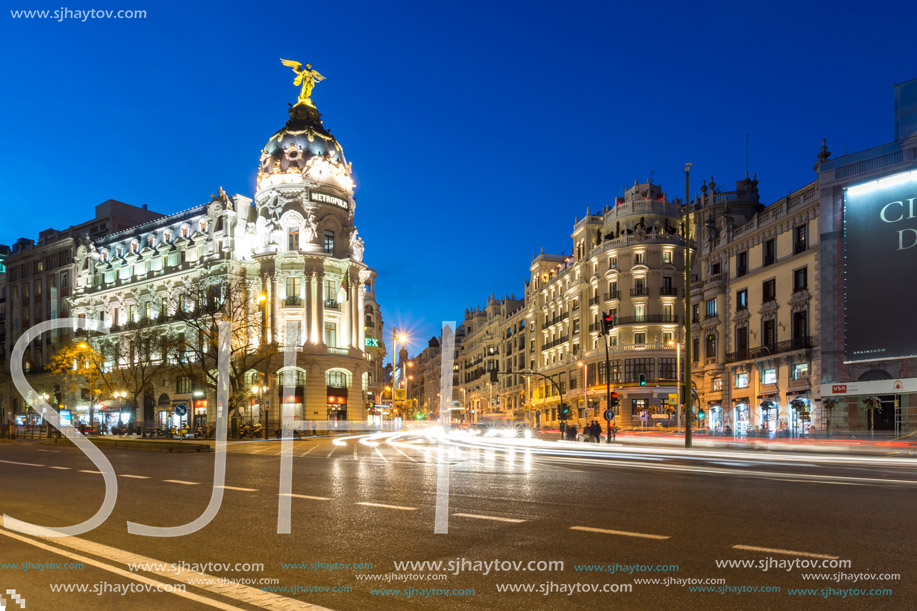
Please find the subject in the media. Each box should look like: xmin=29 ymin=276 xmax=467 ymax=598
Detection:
xmin=639 ymin=374 xmax=646 ymax=386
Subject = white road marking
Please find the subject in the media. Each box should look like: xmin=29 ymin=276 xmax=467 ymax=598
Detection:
xmin=217 ymin=485 xmax=257 ymax=492
xmin=325 ymin=447 xmax=336 ymax=459
xmin=299 ymin=446 xmax=317 ymax=457
xmin=570 ymin=526 xmax=670 ymax=540
xmin=79 ymin=470 xmax=102 ymax=474
xmin=48 ymin=466 xmax=71 ymax=470
xmin=37 ymin=449 xmax=61 ymax=453
xmin=0 ymin=459 xmax=43 ymax=467
xmin=374 ymin=448 xmax=388 ymax=462
xmin=389 ymin=445 xmax=417 ymax=462
xmin=250 ymin=446 xmax=272 ymax=454
xmin=162 ymin=479 xmax=199 ymax=485
xmin=120 ymin=474 xmax=150 ymax=479
xmin=280 ymin=493 xmax=331 ymax=501
xmin=0 ymin=525 xmax=330 ymax=610
xmin=732 ymin=545 xmax=838 ymax=559
xmin=453 ymin=513 xmax=525 ymax=523
xmin=357 ymin=502 xmax=417 ymax=511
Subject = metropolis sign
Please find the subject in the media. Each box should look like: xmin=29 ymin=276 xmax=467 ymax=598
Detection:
xmin=310 ymin=190 xmax=348 ymax=209
xmin=844 ymin=169 xmax=917 ymax=362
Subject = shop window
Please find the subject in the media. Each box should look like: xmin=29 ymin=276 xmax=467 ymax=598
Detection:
xmin=736 ymin=372 xmax=749 ymax=389
xmin=793 ymin=363 xmax=809 ymax=380
xmin=712 ymin=377 xmax=723 ymax=391
xmin=763 ymin=368 xmax=777 ymax=385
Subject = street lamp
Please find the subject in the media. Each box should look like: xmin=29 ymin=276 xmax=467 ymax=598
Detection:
xmin=577 ymin=361 xmax=587 ymax=420
xmin=251 ymin=383 xmax=268 ymax=431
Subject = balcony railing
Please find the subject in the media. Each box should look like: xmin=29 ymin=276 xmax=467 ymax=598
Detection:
xmin=630 ymin=287 xmax=650 ymax=297
xmin=605 ymin=291 xmax=620 ymax=300
xmin=284 ymin=296 xmax=303 ymax=306
xmin=324 ymin=299 xmax=340 ymax=310
xmin=589 ymin=296 xmax=600 ymax=306
xmin=725 ymin=336 xmax=814 ymax=363
xmin=659 ymin=286 xmax=677 ymax=296
xmin=612 ymin=314 xmax=679 ymax=325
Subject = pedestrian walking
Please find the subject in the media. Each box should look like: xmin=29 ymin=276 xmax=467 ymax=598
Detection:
xmin=559 ymin=420 xmax=566 ymax=440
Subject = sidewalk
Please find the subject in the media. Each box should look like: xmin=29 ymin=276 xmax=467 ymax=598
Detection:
xmin=535 ymin=429 xmax=917 ymax=457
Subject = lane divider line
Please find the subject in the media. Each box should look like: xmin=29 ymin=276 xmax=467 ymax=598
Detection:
xmin=48 ymin=466 xmax=71 ymax=470
xmin=357 ymin=502 xmax=417 ymax=511
xmin=732 ymin=545 xmax=838 ymax=559
xmin=0 ymin=459 xmax=43 ymax=467
xmin=119 ymin=475 xmax=150 ymax=479
xmin=162 ymin=480 xmax=200 ymax=485
xmin=453 ymin=513 xmax=525 ymax=523
xmin=79 ymin=470 xmax=103 ymax=474
xmin=280 ymin=493 xmax=331 ymax=501
xmin=570 ymin=526 xmax=670 ymax=540
xmin=216 ymin=485 xmax=257 ymax=492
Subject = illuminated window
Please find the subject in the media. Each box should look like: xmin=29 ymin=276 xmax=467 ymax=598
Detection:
xmin=324 ymin=231 xmax=334 ymax=253
xmin=763 ymin=368 xmax=777 ymax=385
xmin=793 ymin=363 xmax=809 ymax=380
xmin=663 ymin=251 xmax=673 ymax=264
xmin=634 ymin=251 xmax=645 ymax=265
xmin=164 ymin=229 xmax=172 ymax=242
xmin=288 ymin=227 xmax=299 ymax=251
xmin=713 ymin=377 xmax=723 ymax=391
xmin=736 ymin=372 xmax=749 ymax=388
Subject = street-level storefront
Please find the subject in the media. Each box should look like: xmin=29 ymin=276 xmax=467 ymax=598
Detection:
xmin=733 ymin=400 xmax=751 ymax=438
xmin=758 ymin=395 xmax=779 ymax=437
xmin=821 ymin=378 xmax=917 ymax=436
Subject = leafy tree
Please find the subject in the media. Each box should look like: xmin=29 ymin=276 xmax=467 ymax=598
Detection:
xmin=47 ymin=341 xmax=113 ymax=427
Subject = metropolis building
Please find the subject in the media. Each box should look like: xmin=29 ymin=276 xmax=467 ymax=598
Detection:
xmin=58 ymin=71 xmax=389 ymax=430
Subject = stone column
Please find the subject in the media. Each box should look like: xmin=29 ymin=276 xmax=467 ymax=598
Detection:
xmin=341 ymin=273 xmax=352 ymax=349
xmin=357 ymin=283 xmax=366 ymax=352
xmin=351 ymin=273 xmax=360 ymax=348
xmin=315 ymin=271 xmax=325 ymax=346
xmin=270 ymin=274 xmax=279 ymax=345
xmin=304 ymin=271 xmax=313 ymax=343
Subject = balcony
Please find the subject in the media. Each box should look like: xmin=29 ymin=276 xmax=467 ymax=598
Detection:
xmin=614 ymin=314 xmax=678 ymax=325
xmin=659 ymin=286 xmax=677 ymax=296
xmin=630 ymin=287 xmax=650 ymax=297
xmin=589 ymin=296 xmax=600 ymax=306
xmin=284 ymin=296 xmax=303 ymax=307
xmin=604 ymin=291 xmax=620 ymax=300
xmin=324 ymin=299 xmax=340 ymax=310
xmin=725 ymin=336 xmax=814 ymax=363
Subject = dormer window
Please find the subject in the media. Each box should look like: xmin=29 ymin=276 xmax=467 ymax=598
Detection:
xmin=101 ymin=250 xmax=109 ymax=261
xmin=130 ymin=241 xmax=139 ymax=253
xmin=181 ymin=225 xmax=190 ymax=238
xmin=148 ymin=235 xmax=156 ymax=248
xmin=164 ymin=229 xmax=172 ymax=242
xmin=200 ymin=220 xmax=208 ymax=233
xmin=117 ymin=246 xmax=124 ymax=257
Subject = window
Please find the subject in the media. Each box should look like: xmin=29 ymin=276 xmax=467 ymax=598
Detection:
xmin=609 ymin=256 xmax=618 ymax=269
xmin=634 ymin=303 xmax=645 ymax=322
xmin=793 ymin=267 xmax=807 ymax=292
xmin=793 ymin=310 xmax=808 ymax=343
xmin=762 ymin=368 xmax=777 ymax=385
xmin=324 ymin=322 xmax=337 ymax=347
xmin=711 ymin=262 xmax=722 ymax=275
xmin=763 ymin=239 xmax=776 ymax=266
xmin=288 ymin=227 xmax=299 ymax=251
xmin=35 ymin=280 xmax=42 ymax=296
xmin=37 ymin=261 xmax=44 ymax=272
xmin=762 ymin=279 xmax=776 ymax=303
xmin=633 ymin=251 xmax=645 ymax=265
xmin=662 ymin=303 xmax=674 ymax=321
xmin=324 ymin=231 xmax=334 ymax=254
xmin=633 ymin=277 xmax=646 ymax=295
xmin=793 ymin=363 xmax=809 ymax=380
xmin=794 ymin=224 xmax=807 ymax=254
xmin=285 ymin=277 xmax=301 ymax=301
xmin=128 ymin=305 xmax=136 ymax=322
xmin=735 ymin=326 xmax=748 ymax=352
xmin=164 ymin=229 xmax=172 ymax=242
xmin=661 ymin=276 xmax=674 ymax=295
xmin=61 ymin=273 xmax=68 ymax=288
xmin=705 ymin=333 xmax=716 ymax=358
xmin=144 ymin=302 xmax=151 ymax=319
xmin=692 ymin=304 xmax=700 ymax=322
xmin=705 ymin=298 xmax=717 ymax=318
xmin=634 ymin=332 xmax=646 ymax=344
xmin=763 ymin=319 xmax=776 ymax=349
xmin=662 ymin=331 xmax=674 ymax=343
xmin=663 ymin=250 xmax=673 ymax=264
xmin=713 ymin=377 xmax=723 ymax=391
xmin=737 ymin=289 xmax=748 ymax=310
xmin=692 ymin=338 xmax=700 ymax=360
xmin=176 ymin=375 xmax=192 ymax=394
xmin=178 ymin=295 xmax=186 ymax=312
xmin=736 ymin=372 xmax=749 ymax=388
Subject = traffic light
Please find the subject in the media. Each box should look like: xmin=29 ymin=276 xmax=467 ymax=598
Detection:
xmin=609 ymin=392 xmax=620 ymax=410
xmin=639 ymin=374 xmax=647 ymax=386
xmin=490 ymin=369 xmax=499 ymax=383
xmin=601 ymin=311 xmax=616 ymax=335
xmin=559 ymin=403 xmax=570 ymax=420
xmin=697 ymin=409 xmax=706 ymax=420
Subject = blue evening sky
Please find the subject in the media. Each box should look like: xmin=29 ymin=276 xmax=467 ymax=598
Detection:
xmin=1 ymin=1 xmax=913 ymax=362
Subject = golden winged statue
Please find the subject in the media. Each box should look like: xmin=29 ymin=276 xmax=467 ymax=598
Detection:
xmin=280 ymin=59 xmax=325 ymax=107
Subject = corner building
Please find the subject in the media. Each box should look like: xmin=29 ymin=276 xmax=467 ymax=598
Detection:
xmin=70 ymin=94 xmax=386 ymax=429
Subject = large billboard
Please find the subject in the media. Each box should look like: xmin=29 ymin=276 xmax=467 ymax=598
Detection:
xmin=844 ymin=169 xmax=917 ymax=362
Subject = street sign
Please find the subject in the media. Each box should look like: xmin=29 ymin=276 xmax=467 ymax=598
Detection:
xmin=668 ymin=393 xmax=678 ymax=403
xmin=174 ymin=404 xmax=188 ymax=417
xmin=603 ymin=409 xmax=614 ymax=421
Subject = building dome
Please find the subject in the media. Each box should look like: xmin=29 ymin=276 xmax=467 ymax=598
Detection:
xmin=257 ymin=103 xmax=353 ymax=192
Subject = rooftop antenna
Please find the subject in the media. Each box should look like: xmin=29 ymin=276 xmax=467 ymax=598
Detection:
xmin=649 ymin=170 xmax=656 ymax=184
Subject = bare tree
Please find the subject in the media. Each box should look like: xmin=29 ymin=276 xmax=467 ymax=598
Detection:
xmin=102 ymin=324 xmax=177 ymax=427
xmin=169 ymin=273 xmax=275 ymax=419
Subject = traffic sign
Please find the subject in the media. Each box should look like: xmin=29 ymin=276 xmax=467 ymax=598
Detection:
xmin=603 ymin=409 xmax=614 ymax=421
xmin=174 ymin=404 xmax=188 ymax=417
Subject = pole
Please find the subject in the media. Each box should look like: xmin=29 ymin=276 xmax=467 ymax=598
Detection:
xmin=684 ymin=162 xmax=693 ymax=449
xmin=675 ymin=338 xmax=681 ymax=432
xmin=604 ymin=335 xmax=612 ymax=442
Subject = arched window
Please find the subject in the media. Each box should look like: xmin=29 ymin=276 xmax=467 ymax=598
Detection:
xmin=277 ymin=368 xmax=306 ymax=387
xmin=323 ymin=230 xmax=334 ymax=253
xmin=181 ymin=225 xmax=190 ymax=238
xmin=164 ymin=229 xmax=172 ymax=242
xmin=130 ymin=241 xmax=139 ymax=253
xmin=326 ymin=370 xmax=349 ymax=388
xmin=148 ymin=235 xmax=156 ymax=248
xmin=200 ymin=219 xmax=208 ymax=233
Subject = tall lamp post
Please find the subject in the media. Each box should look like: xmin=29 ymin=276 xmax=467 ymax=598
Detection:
xmin=251 ymin=381 xmax=268 ymax=435
xmin=576 ymin=361 xmax=588 ymax=419
xmin=683 ymin=162 xmax=694 ymax=448
xmin=668 ymin=335 xmax=681 ymax=431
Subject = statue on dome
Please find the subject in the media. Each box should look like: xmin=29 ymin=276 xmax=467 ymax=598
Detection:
xmin=280 ymin=59 xmax=325 ymax=107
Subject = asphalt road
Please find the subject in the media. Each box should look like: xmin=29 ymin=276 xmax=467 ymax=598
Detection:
xmin=0 ymin=431 xmax=915 ymax=610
